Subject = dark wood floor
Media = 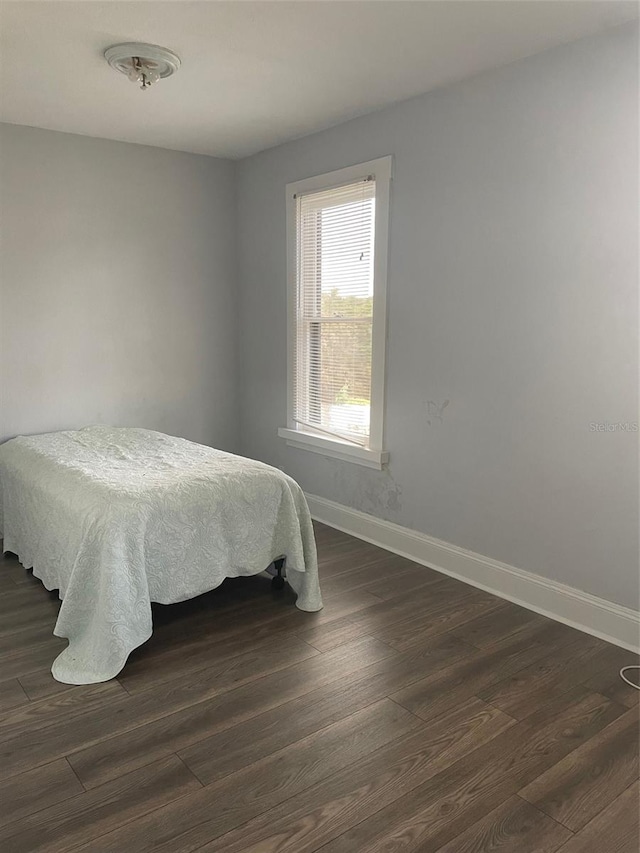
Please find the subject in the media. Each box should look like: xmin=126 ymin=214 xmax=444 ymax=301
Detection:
xmin=1 ymin=522 xmax=638 ymax=853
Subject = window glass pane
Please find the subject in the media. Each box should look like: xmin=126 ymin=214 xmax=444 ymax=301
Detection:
xmin=319 ymin=199 xmax=375 ymax=315
xmin=295 ymin=178 xmax=376 ymax=445
xmin=316 ymin=320 xmax=372 ymax=439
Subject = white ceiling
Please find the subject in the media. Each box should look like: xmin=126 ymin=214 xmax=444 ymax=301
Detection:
xmin=1 ymin=1 xmax=637 ymax=160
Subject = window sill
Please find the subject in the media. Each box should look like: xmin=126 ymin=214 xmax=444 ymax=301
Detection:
xmin=278 ymin=427 xmax=388 ymax=470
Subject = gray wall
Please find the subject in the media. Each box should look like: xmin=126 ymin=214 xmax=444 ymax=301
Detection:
xmin=0 ymin=125 xmax=239 ymax=450
xmin=236 ymin=23 xmax=639 ymax=607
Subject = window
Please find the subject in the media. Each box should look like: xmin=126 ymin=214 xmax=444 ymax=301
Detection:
xmin=279 ymin=157 xmax=391 ymax=468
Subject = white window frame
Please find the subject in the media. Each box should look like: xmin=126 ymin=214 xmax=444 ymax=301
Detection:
xmin=278 ymin=156 xmax=392 ymax=469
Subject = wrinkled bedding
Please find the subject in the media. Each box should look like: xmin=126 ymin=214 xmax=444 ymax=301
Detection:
xmin=0 ymin=426 xmax=322 ymax=684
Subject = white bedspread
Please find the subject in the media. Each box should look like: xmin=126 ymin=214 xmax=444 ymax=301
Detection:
xmin=0 ymin=427 xmax=322 ymax=684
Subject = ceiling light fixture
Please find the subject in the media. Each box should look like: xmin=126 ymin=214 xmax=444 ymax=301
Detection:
xmin=104 ymin=43 xmax=181 ymax=91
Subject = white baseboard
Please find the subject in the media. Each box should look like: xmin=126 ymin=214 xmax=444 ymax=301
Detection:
xmin=306 ymin=493 xmax=640 ymax=654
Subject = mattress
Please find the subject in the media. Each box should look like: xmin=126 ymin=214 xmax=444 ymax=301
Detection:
xmin=0 ymin=426 xmax=322 ymax=684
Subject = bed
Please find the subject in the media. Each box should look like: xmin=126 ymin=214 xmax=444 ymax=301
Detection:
xmin=0 ymin=426 xmax=322 ymax=685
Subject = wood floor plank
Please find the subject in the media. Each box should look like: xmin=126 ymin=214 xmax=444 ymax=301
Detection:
xmin=282 ymin=587 xmax=384 ymax=626
xmin=315 ymin=541 xmax=387 ymax=574
xmin=359 ymin=560 xmax=445 ymax=591
xmin=0 ymin=572 xmax=18 ymax=592
xmin=0 ymin=679 xmax=28 ymax=713
xmin=194 ymin=697 xmax=515 ymax=853
xmin=314 ymin=541 xmax=376 ymax=568
xmin=345 ymin=578 xmax=483 ymax=637
xmin=519 ymin=707 xmax=640 ymax=832
xmin=319 ymin=750 xmax=519 ymax=853
xmin=583 ymin=671 xmax=639 ymax=709
xmin=0 ymin=636 xmax=322 ymax=782
xmin=362 ymin=567 xmax=446 ymax=600
xmin=76 ymin=698 xmax=423 ymax=853
xmin=389 ymin=630 xmax=558 ymax=723
xmin=317 ymin=688 xmax=623 ymax=853
xmin=0 ymin=621 xmax=60 ymax=654
xmin=178 ymin=631 xmax=474 ymax=786
xmin=312 ymin=522 xmax=363 ymax=544
xmin=427 ymin=795 xmax=572 ymax=853
xmin=123 ymin=577 xmax=315 ymax=666
xmin=134 ymin=577 xmax=379 ymax=677
xmin=295 ymin=567 xmax=476 ymax=651
xmin=292 ymin=614 xmax=373 ymax=652
xmin=0 ymin=553 xmax=20 ymax=590
xmin=0 ymin=603 xmax=59 ymax=643
xmin=0 ymin=638 xmax=68 ymax=685
xmin=142 ymin=581 xmax=294 ymax=653
xmin=581 ymin=653 xmax=640 ymax=709
xmin=372 ymin=592 xmax=505 ymax=650
xmin=554 ymin=780 xmax=640 ymax=853
xmin=16 ymin=669 xmax=128 ymax=704
xmin=479 ymin=638 xmax=637 ymax=721
xmin=118 ymin=614 xmax=306 ymax=695
xmin=0 ymin=758 xmax=84 ymax=828
xmin=318 ymin=556 xmax=431 ymax=598
xmin=0 ymin=679 xmax=129 ymax=743
xmin=66 ymin=636 xmax=395 ymax=789
xmin=0 ymin=582 xmax=57 ymax=615
xmin=492 ymin=688 xmax=626 ymax=786
xmin=0 ymin=755 xmax=202 ymax=853
xmin=451 ymin=601 xmax=549 ymax=649
xmin=477 ymin=637 xmax=603 ymax=719
xmin=0 ymin=562 xmax=41 ymax=586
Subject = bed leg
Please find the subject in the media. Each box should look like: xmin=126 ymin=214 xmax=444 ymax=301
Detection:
xmin=272 ymin=557 xmax=286 ymax=591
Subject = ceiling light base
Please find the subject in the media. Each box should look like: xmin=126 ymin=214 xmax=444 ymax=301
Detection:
xmin=105 ymin=43 xmax=181 ymax=90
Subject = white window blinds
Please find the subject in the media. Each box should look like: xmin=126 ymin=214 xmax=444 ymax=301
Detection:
xmin=294 ymin=177 xmax=376 ymax=447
